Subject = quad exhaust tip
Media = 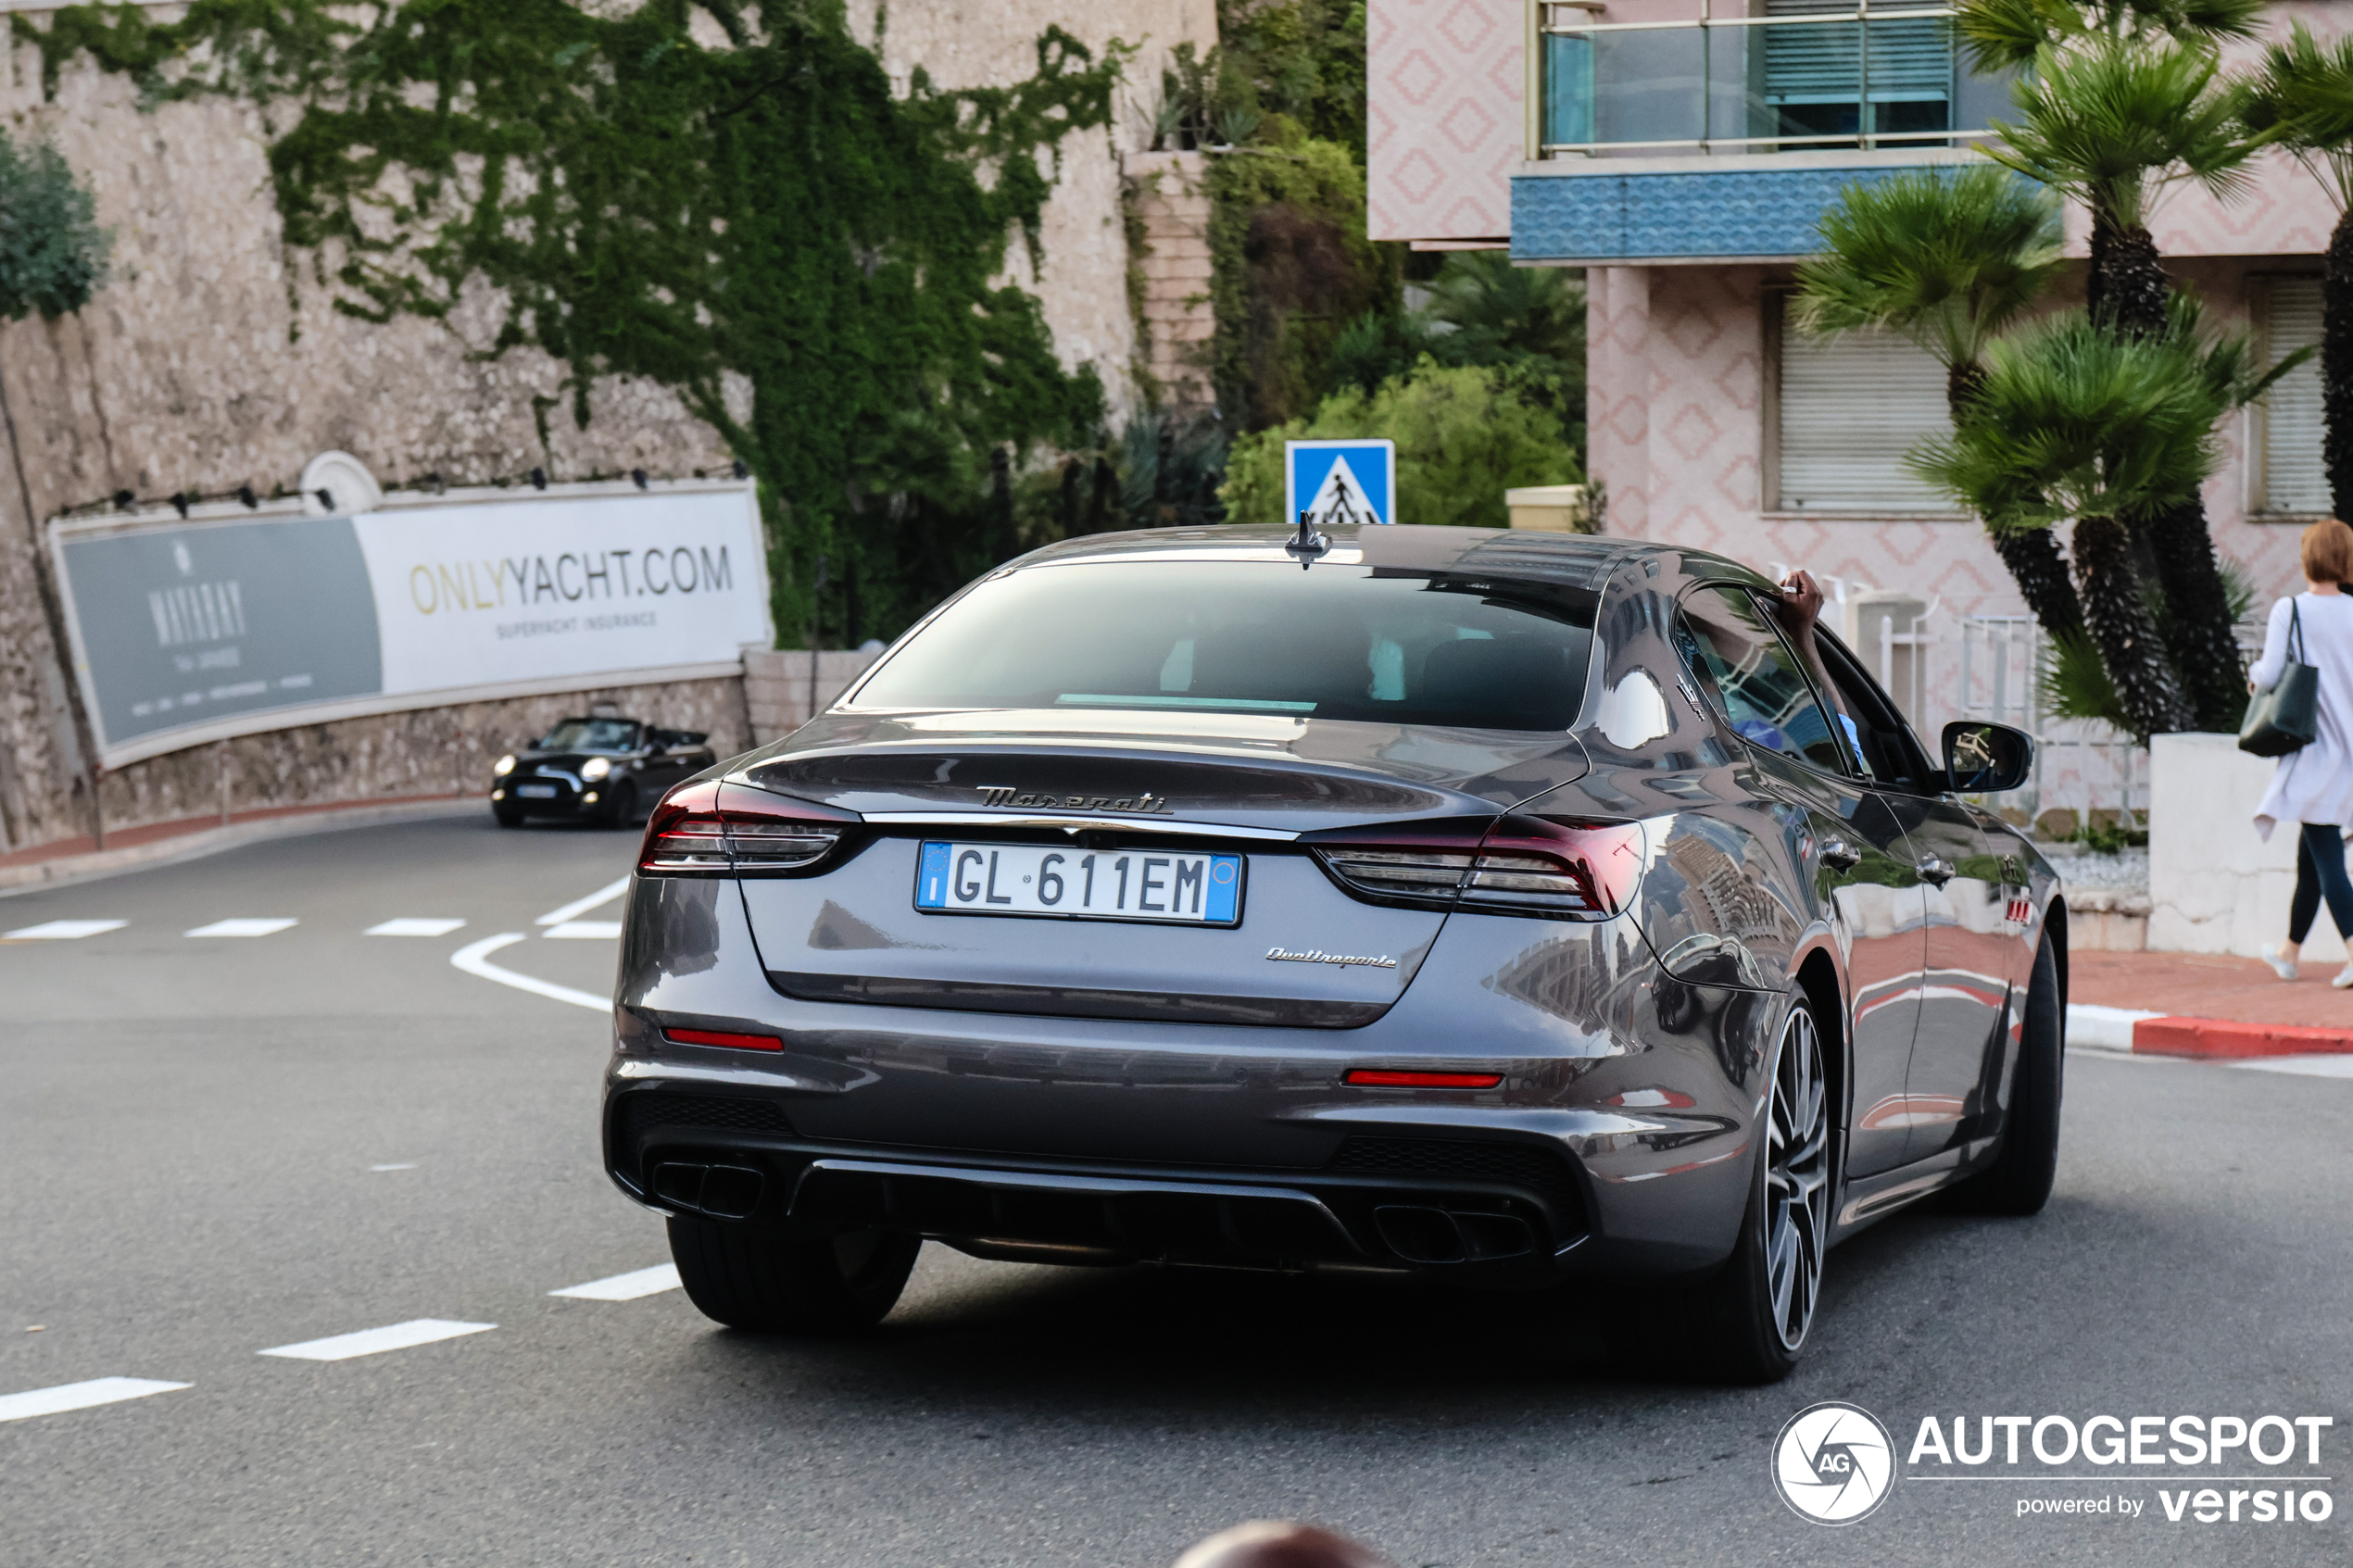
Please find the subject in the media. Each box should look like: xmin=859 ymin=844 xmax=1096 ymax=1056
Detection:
xmin=651 ymin=1161 xmax=765 ymax=1221
xmin=1372 ymin=1204 xmax=1535 ymax=1264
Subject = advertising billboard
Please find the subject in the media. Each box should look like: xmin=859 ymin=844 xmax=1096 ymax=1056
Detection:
xmin=51 ymin=483 xmax=772 ymax=767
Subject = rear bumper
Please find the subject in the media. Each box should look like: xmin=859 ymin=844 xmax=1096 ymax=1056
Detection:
xmin=608 ymin=878 xmax=1782 ymax=1280
xmin=606 ymin=1098 xmax=1592 ymax=1280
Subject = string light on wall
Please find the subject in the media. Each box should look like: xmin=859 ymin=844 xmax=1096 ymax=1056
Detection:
xmin=65 ymin=462 xmax=752 ymax=520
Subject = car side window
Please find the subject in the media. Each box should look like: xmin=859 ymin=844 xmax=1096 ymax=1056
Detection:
xmin=1812 ymin=630 xmax=1938 ymax=791
xmin=1673 ymin=584 xmax=1850 ymax=775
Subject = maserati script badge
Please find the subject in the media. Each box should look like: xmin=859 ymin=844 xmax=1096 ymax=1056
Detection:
xmin=1265 ymin=947 xmax=1399 ymax=970
xmin=975 ymin=784 xmax=1175 ymax=814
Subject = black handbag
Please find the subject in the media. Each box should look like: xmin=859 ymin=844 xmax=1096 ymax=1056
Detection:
xmin=2240 ymin=599 xmax=2320 ymax=758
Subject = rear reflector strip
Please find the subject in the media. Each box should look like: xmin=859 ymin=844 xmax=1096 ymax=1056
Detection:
xmin=662 ymin=1027 xmax=785 ymax=1052
xmin=1344 ymin=1069 xmax=1504 ymax=1089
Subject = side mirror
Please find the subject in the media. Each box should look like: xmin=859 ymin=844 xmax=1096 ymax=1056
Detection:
xmin=1943 ymin=721 xmax=2032 ymax=793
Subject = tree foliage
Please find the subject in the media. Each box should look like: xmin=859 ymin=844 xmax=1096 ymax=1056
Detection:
xmin=1206 ymin=130 xmax=1396 ymax=432
xmin=1960 ymin=0 xmax=2263 ymax=70
xmin=0 ymin=128 xmax=110 ymax=322
xmin=1985 ymin=35 xmax=2259 ymax=233
xmin=1793 ymin=165 xmax=2060 ymax=375
xmin=1909 ymin=301 xmax=2258 ymax=528
xmin=1325 ymin=250 xmax=1585 ymax=453
xmin=1220 ymin=360 xmax=1580 ymax=531
xmin=17 ymin=0 xmax=1126 ymax=645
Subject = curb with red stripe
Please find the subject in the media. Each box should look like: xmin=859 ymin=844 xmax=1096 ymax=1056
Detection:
xmin=2068 ymin=1002 xmax=2353 ymax=1060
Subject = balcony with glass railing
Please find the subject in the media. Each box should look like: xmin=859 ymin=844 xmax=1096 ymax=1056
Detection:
xmin=1531 ymin=0 xmax=2015 ymax=157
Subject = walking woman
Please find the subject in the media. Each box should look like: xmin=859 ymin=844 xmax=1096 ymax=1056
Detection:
xmin=2257 ymin=518 xmax=2353 ymax=984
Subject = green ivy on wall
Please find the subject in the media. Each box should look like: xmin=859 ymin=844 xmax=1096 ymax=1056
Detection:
xmin=17 ymin=0 xmax=1126 ymax=645
xmin=1206 ymin=129 xmax=1395 ymax=433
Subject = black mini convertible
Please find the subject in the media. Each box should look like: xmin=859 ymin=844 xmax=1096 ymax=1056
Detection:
xmin=491 ymin=716 xmax=717 ymax=828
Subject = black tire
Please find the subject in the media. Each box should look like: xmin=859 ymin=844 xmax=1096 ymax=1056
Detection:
xmin=668 ymin=1218 xmax=920 ymax=1334
xmin=1687 ymin=993 xmax=1832 ymax=1385
xmin=493 ymin=805 xmax=525 ymax=828
xmin=599 ymin=781 xmax=638 ymax=830
xmin=1945 ymin=929 xmax=2064 ymax=1216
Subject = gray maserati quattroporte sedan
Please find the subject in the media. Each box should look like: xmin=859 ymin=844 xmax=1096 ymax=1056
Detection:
xmin=604 ymin=524 xmax=2062 ymax=1381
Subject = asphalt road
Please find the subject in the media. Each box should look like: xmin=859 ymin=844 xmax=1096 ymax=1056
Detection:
xmin=1 ymin=815 xmax=2347 ymax=1567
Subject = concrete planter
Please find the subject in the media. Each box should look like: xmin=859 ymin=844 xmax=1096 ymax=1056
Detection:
xmin=2147 ymin=732 xmax=2350 ymax=961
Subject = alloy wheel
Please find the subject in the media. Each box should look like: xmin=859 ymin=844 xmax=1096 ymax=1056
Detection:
xmin=1764 ymin=1005 xmax=1831 ymax=1352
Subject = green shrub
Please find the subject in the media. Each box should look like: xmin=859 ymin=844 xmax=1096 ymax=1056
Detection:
xmin=0 ymin=129 xmax=107 ymax=321
xmin=1220 ymin=361 xmax=1580 ymax=531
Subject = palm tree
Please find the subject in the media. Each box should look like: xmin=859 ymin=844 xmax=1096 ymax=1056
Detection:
xmin=1914 ymin=296 xmax=2287 ymax=739
xmin=1793 ymin=165 xmax=2082 ymax=640
xmin=1964 ymin=1 xmax=2266 ymax=733
xmin=2245 ymin=22 xmax=2353 ymax=519
xmin=1919 ymin=300 xmax=2286 ymax=743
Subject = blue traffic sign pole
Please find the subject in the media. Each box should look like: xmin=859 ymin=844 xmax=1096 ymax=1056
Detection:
xmin=1285 ymin=439 xmax=1396 ymax=529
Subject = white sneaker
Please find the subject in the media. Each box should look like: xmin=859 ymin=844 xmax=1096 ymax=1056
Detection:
xmin=2334 ymin=964 xmax=2353 ymax=990
xmin=2264 ymin=943 xmax=2300 ymax=981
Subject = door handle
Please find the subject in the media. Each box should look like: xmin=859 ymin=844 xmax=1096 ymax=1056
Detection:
xmin=1917 ymin=857 xmax=1956 ymax=885
xmin=1819 ymin=838 xmax=1860 ymax=871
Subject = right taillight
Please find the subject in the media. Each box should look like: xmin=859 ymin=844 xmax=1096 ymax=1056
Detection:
xmin=1310 ymin=817 xmax=1643 ymax=921
xmin=639 ymin=780 xmax=859 ymax=877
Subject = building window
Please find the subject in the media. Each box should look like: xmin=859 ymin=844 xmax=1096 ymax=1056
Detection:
xmin=2257 ymin=276 xmax=2327 ymax=517
xmin=1534 ymin=0 xmax=2013 ymax=157
xmin=1768 ymin=295 xmax=1956 ymax=513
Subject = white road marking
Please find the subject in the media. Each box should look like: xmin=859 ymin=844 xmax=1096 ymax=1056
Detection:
xmin=367 ymin=918 xmax=468 ymax=937
xmin=0 ymin=1377 xmax=190 ymax=1423
xmin=535 ymin=877 xmax=631 ymax=927
xmin=550 ymin=1263 xmax=682 ymax=1301
xmin=449 ymin=933 xmax=609 ymax=1012
xmin=3 ymin=919 xmax=128 ymax=940
xmin=258 ymin=1320 xmax=495 ymax=1361
xmin=370 ymin=1162 xmax=418 ymax=1172
xmin=544 ymin=920 xmax=623 ymax=940
xmin=185 ymin=918 xmax=297 ymax=938
xmin=2233 ymin=1053 xmax=2353 ymax=1079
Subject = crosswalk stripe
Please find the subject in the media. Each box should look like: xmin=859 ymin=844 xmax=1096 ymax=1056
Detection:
xmin=185 ymin=918 xmax=298 ymax=938
xmin=365 ymin=918 xmax=468 ymax=937
xmin=0 ymin=1377 xmax=190 ymax=1423
xmin=550 ymin=1264 xmax=682 ymax=1301
xmin=3 ymin=919 xmax=128 ymax=940
xmin=258 ymin=1320 xmax=495 ymax=1361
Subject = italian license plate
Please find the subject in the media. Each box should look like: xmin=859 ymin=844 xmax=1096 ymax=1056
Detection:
xmin=914 ymin=842 xmax=1243 ymax=926
xmin=515 ymin=784 xmax=558 ymax=798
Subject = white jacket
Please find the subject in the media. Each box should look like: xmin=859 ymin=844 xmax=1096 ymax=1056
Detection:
xmin=2250 ymin=592 xmax=2353 ymax=837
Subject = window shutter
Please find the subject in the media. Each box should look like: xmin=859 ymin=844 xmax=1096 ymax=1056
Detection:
xmin=1776 ymin=310 xmax=1953 ymax=511
xmin=1764 ymin=0 xmax=1953 ymax=106
xmin=2263 ymin=278 xmax=2328 ymax=515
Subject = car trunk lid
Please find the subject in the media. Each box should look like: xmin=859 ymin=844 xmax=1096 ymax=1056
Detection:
xmin=727 ymin=712 xmax=1589 ymax=1027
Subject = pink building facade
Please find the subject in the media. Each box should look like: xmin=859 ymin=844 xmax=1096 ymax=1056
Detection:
xmin=1370 ymin=0 xmax=2347 ymax=767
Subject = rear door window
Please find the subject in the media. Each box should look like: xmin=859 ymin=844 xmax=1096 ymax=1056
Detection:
xmin=1673 ymin=583 xmax=1849 ymax=774
xmin=849 ymin=560 xmax=1597 ymax=732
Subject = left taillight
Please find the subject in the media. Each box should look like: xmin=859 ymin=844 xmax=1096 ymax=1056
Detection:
xmin=639 ymin=779 xmax=860 ymax=878
xmin=1309 ymin=815 xmax=1643 ymax=921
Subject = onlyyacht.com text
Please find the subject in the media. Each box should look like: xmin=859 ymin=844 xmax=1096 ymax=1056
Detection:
xmin=1906 ymin=1414 xmax=2336 ymax=1524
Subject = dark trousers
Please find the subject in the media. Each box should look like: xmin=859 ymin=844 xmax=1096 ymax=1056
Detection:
xmin=2289 ymin=822 xmax=2353 ymax=944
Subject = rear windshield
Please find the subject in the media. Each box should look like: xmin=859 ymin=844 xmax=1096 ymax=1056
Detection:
xmin=849 ymin=560 xmax=1597 ymax=731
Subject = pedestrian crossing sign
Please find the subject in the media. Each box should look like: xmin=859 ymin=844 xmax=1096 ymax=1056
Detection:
xmin=1285 ymin=439 xmax=1395 ymax=529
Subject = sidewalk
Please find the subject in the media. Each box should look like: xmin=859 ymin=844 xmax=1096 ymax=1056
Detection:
xmin=2070 ymin=949 xmax=2353 ymax=1059
xmin=0 ymin=794 xmax=484 ymax=896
